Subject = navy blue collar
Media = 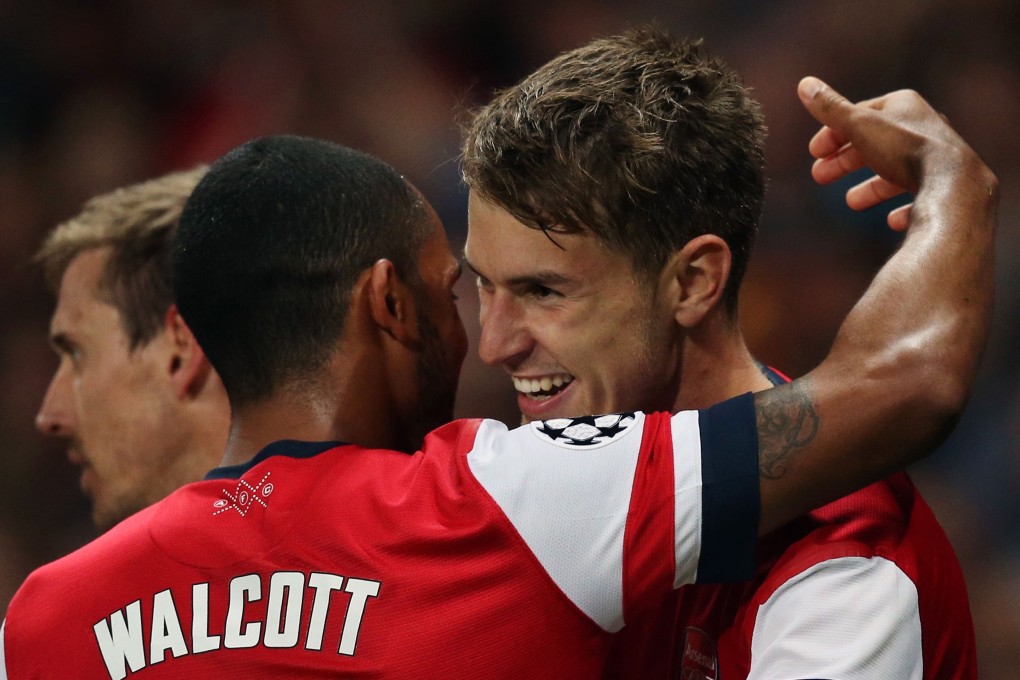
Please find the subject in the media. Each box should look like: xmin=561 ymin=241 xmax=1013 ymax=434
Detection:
xmin=204 ymin=440 xmax=346 ymax=481
xmin=203 ymin=366 xmax=787 ymax=482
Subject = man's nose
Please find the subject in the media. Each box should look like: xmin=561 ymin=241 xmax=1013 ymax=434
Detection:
xmin=477 ymin=292 xmax=532 ymax=369
xmin=36 ymin=367 xmax=74 ymax=437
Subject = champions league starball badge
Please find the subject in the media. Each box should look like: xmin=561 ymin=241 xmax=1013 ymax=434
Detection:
xmin=531 ymin=412 xmax=638 ymax=449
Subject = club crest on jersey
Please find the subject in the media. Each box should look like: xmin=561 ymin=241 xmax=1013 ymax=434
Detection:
xmin=530 ymin=413 xmax=637 ymax=449
xmin=678 ymin=627 xmax=718 ymax=680
xmin=212 ymin=471 xmax=275 ymax=517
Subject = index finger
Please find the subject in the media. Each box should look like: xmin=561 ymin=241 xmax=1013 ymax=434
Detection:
xmin=809 ymin=126 xmax=847 ymax=160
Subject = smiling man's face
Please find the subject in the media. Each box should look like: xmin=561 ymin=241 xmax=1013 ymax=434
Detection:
xmin=465 ymin=192 xmax=683 ymax=423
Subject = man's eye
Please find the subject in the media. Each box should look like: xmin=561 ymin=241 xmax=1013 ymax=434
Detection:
xmin=530 ymin=285 xmax=557 ymax=299
xmin=64 ymin=347 xmax=83 ymax=369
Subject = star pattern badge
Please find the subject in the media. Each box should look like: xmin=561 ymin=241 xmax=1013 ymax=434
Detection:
xmin=533 ymin=413 xmax=637 ymax=448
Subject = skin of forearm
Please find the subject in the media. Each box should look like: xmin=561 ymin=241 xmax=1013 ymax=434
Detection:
xmin=755 ymin=149 xmax=997 ymax=534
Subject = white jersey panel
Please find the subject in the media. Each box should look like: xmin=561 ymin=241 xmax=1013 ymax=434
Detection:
xmin=670 ymin=410 xmax=703 ymax=588
xmin=467 ymin=413 xmax=648 ymax=632
xmin=748 ymin=556 xmax=923 ymax=679
xmin=1 ymin=619 xmax=7 ymax=680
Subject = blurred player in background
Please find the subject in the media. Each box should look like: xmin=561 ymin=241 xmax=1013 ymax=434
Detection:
xmin=462 ymin=28 xmax=987 ymax=677
xmin=33 ymin=168 xmax=229 ymax=531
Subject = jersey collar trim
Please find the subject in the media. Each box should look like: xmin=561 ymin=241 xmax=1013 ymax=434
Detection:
xmin=203 ymin=439 xmax=346 ymax=480
xmin=756 ymin=360 xmax=791 ymax=386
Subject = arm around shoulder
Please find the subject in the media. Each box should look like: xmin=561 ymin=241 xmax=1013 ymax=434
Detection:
xmin=755 ymin=80 xmax=998 ymax=533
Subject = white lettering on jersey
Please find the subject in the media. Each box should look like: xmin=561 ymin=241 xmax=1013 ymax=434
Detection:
xmin=91 ymin=571 xmax=382 ymax=678
xmin=338 ymin=578 xmax=380 ymax=656
xmin=305 ymin=572 xmax=345 ymax=651
xmin=149 ymin=589 xmax=188 ymax=665
xmin=1 ymin=619 xmax=9 ymax=680
xmin=264 ymin=572 xmax=304 ymax=648
xmin=191 ymin=582 xmax=221 ymax=653
xmin=225 ymin=574 xmax=262 ymax=648
xmin=94 ymin=600 xmax=146 ymax=680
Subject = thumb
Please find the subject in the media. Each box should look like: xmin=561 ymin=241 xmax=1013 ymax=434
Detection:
xmin=798 ymin=77 xmax=853 ymax=126
xmin=791 ymin=76 xmax=848 ymax=118
xmin=799 ymin=77 xmax=858 ymax=160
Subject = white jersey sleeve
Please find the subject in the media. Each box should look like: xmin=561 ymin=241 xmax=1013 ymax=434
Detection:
xmin=747 ymin=556 xmax=923 ymax=679
xmin=467 ymin=412 xmax=648 ymax=632
xmin=467 ymin=393 xmax=759 ymax=632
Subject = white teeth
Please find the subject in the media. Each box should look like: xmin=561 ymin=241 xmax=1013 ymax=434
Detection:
xmin=512 ymin=374 xmax=573 ymax=395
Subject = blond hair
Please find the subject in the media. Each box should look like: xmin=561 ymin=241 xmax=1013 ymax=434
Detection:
xmin=36 ymin=166 xmax=208 ymax=348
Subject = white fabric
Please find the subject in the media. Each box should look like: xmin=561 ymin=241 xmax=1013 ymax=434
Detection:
xmin=670 ymin=410 xmax=703 ymax=587
xmin=1 ymin=619 xmax=7 ymax=680
xmin=748 ymin=556 xmax=923 ymax=679
xmin=467 ymin=414 xmax=652 ymax=632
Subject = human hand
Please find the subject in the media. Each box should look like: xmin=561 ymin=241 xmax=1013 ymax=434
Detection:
xmin=797 ymin=76 xmax=983 ymax=231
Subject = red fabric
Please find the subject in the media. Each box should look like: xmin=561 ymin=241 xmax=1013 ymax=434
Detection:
xmin=622 ymin=414 xmax=676 ymax=625
xmin=6 ymin=425 xmax=600 ymax=677
xmin=602 ymin=473 xmax=977 ymax=679
xmin=5 ymin=413 xmax=719 ymax=679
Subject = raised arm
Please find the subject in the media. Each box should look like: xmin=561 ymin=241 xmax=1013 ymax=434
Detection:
xmin=757 ymin=77 xmax=998 ymax=533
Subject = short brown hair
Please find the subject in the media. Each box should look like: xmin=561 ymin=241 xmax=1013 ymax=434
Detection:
xmin=36 ymin=166 xmax=208 ymax=348
xmin=462 ymin=28 xmax=766 ymax=313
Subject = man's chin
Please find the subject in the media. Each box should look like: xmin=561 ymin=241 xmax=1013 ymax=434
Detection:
xmin=91 ymin=498 xmax=144 ymax=533
xmin=78 ymin=464 xmax=95 ymax=494
xmin=91 ymin=507 xmax=117 ymax=532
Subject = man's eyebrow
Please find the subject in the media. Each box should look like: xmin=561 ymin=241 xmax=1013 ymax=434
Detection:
xmin=462 ymin=256 xmax=484 ymax=279
xmin=462 ymin=257 xmax=573 ymax=288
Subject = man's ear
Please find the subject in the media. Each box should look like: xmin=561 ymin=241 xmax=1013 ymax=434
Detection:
xmin=365 ymin=259 xmax=420 ymax=345
xmin=164 ymin=305 xmax=215 ymax=400
xmin=665 ymin=234 xmax=732 ymax=328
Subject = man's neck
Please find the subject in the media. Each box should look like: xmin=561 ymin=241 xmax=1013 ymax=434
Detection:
xmin=219 ymin=393 xmax=341 ymax=468
xmin=670 ymin=332 xmax=776 ymax=412
xmin=218 ymin=357 xmax=406 ymax=468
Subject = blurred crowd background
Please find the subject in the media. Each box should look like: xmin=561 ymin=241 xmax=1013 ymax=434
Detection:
xmin=1 ymin=0 xmax=1017 ymax=673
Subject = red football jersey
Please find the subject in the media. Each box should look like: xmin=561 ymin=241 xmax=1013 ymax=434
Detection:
xmin=602 ymin=474 xmax=976 ymax=679
xmin=3 ymin=396 xmax=760 ymax=679
xmin=601 ymin=368 xmax=976 ymax=679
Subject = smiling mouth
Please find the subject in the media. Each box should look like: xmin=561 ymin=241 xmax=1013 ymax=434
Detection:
xmin=512 ymin=374 xmax=574 ymax=401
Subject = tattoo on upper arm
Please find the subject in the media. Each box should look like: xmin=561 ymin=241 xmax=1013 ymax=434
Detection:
xmin=755 ymin=379 xmax=819 ymax=479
